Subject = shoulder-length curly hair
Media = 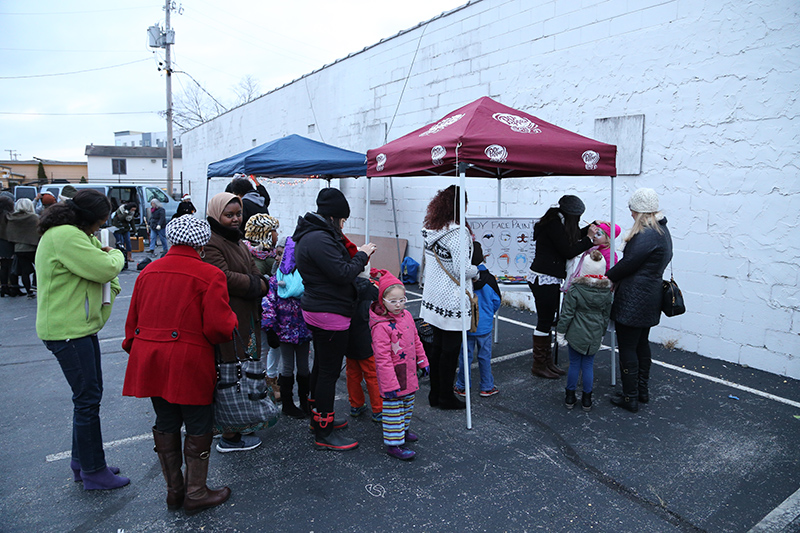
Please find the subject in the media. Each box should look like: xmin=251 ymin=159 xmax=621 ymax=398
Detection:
xmin=422 ymin=185 xmax=468 ymax=230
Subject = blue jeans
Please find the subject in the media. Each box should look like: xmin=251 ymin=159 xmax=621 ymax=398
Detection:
xmin=44 ymin=335 xmax=107 ymax=473
xmin=566 ymin=344 xmax=595 ymax=393
xmin=149 ymin=226 xmax=168 ymax=252
xmin=113 ymin=231 xmax=131 ymax=254
xmin=455 ymin=332 xmax=494 ymax=391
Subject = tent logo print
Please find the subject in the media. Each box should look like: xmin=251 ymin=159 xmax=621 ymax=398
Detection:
xmin=419 ymin=114 xmax=465 ymax=137
xmin=485 ymin=144 xmax=508 ymax=163
xmin=492 ymin=113 xmax=541 ymax=134
xmin=376 ymin=153 xmax=387 ymax=171
xmin=582 ymin=150 xmax=600 ymax=170
xmin=431 ymin=145 xmax=446 ymax=166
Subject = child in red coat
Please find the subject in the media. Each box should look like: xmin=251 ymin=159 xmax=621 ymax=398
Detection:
xmin=369 ymin=272 xmax=429 ymax=461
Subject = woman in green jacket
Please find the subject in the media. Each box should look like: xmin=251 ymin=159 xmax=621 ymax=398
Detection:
xmin=36 ymin=189 xmax=129 ymax=490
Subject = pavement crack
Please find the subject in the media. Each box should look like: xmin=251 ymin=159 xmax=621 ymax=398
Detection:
xmin=493 ymin=403 xmax=708 ymax=533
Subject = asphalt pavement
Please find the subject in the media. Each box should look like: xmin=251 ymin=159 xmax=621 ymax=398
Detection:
xmin=1 ymin=251 xmax=799 ymax=532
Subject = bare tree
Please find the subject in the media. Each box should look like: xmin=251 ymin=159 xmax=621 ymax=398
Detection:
xmin=232 ymin=75 xmax=261 ymax=107
xmin=172 ymin=82 xmax=227 ymax=132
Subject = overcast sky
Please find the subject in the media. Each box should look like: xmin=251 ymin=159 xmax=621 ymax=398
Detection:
xmin=0 ymin=0 xmax=466 ymax=162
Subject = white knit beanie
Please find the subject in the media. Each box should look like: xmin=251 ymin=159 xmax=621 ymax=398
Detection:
xmin=580 ymin=250 xmax=606 ymax=277
xmin=628 ymin=188 xmax=659 ymax=213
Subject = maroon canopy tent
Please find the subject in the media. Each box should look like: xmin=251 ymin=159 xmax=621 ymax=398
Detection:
xmin=366 ymin=96 xmax=616 ymax=178
xmin=366 ymin=96 xmax=617 ymax=428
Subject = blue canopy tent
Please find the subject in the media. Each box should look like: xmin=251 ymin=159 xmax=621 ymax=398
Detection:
xmin=206 ymin=134 xmax=367 ymax=179
xmin=205 ymin=133 xmax=376 ymax=236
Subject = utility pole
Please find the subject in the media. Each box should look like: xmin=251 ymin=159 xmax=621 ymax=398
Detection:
xmin=164 ymin=0 xmax=174 ymax=196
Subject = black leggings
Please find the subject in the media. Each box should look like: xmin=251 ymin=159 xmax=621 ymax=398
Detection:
xmin=615 ymin=323 xmax=652 ymax=391
xmin=15 ymin=252 xmax=36 ymax=292
xmin=529 ymin=279 xmax=561 ymax=334
xmin=0 ymin=258 xmax=13 ymax=286
xmin=151 ymin=397 xmax=213 ymax=435
xmin=308 ymin=326 xmax=349 ymax=414
xmin=429 ymin=327 xmax=462 ymax=401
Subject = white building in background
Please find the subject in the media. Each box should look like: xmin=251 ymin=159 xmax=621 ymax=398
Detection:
xmin=181 ymin=0 xmax=800 ymax=378
xmin=85 ymin=145 xmax=183 ymax=193
xmin=114 ymin=130 xmax=179 ymax=148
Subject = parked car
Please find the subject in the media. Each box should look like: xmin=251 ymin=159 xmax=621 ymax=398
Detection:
xmin=13 ymin=186 xmax=37 ymax=201
xmin=37 ymin=183 xmax=179 ymax=229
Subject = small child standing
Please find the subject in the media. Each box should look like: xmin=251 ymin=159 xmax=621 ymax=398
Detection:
xmin=369 ymin=272 xmax=429 ymax=461
xmin=557 ymin=250 xmax=613 ymax=411
xmin=454 ymin=242 xmax=502 ymax=397
xmin=592 ymin=222 xmax=621 ymax=271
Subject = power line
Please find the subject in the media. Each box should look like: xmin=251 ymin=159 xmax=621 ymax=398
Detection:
xmin=0 ymin=5 xmax=157 ymax=16
xmin=0 ymin=58 xmax=152 ymax=79
xmin=0 ymin=111 xmax=159 ymax=116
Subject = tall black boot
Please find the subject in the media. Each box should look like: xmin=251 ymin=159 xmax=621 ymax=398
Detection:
xmin=152 ymin=427 xmax=184 ymax=510
xmin=638 ymin=376 xmax=650 ymax=404
xmin=296 ymin=374 xmax=311 ymax=416
xmin=610 ymin=367 xmax=639 ymax=413
xmin=279 ymin=375 xmax=306 ymax=419
xmin=311 ymin=410 xmax=358 ymax=451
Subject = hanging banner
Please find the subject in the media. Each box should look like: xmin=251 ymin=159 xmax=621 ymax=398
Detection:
xmin=468 ymin=217 xmax=538 ymax=284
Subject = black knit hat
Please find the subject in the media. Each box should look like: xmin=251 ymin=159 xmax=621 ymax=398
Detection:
xmin=558 ymin=195 xmax=585 ymax=216
xmin=316 ymin=188 xmax=350 ymax=218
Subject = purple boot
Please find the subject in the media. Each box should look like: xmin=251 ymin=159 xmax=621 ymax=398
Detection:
xmin=70 ymin=459 xmax=120 ymax=483
xmin=81 ymin=467 xmax=130 ymax=491
xmin=386 ymin=445 xmax=415 ymax=461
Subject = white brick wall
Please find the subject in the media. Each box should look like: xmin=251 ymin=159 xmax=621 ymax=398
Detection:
xmin=181 ymin=0 xmax=800 ymax=378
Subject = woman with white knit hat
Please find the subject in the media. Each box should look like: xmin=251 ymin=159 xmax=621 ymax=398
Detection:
xmin=606 ymin=188 xmax=673 ymax=413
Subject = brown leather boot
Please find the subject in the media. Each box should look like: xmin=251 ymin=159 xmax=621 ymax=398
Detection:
xmin=183 ymin=433 xmax=231 ymax=515
xmin=152 ymin=427 xmax=184 ymax=510
xmin=531 ymin=335 xmax=559 ymax=379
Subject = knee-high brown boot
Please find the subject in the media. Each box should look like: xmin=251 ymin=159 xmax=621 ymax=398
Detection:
xmin=183 ymin=433 xmax=231 ymax=515
xmin=531 ymin=334 xmax=559 ymax=379
xmin=152 ymin=427 xmax=185 ymax=510
xmin=546 ymin=334 xmax=566 ymax=376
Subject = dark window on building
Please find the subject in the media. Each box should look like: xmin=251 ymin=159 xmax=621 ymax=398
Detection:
xmin=112 ymin=159 xmax=127 ymax=175
xmin=162 ymin=159 xmax=168 ymax=168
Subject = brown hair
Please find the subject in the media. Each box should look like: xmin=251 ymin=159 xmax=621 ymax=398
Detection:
xmin=423 ymin=185 xmax=468 ymax=230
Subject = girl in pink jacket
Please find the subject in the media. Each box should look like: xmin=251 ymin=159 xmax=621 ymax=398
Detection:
xmin=369 ymin=272 xmax=429 ymax=461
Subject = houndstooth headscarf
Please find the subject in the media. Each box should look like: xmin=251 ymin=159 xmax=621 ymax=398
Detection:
xmin=244 ymin=213 xmax=279 ymax=246
xmin=166 ymin=215 xmax=211 ymax=247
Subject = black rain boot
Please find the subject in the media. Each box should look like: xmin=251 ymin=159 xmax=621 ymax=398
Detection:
xmin=279 ymin=375 xmax=306 ymax=419
xmin=581 ymin=391 xmax=593 ymax=412
xmin=638 ymin=365 xmax=651 ymax=403
xmin=152 ymin=427 xmax=185 ymax=510
xmin=312 ymin=410 xmax=358 ymax=451
xmin=296 ymin=374 xmax=311 ymax=416
xmin=565 ymin=389 xmax=577 ymax=410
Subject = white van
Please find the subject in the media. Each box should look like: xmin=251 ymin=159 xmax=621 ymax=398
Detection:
xmin=38 ymin=183 xmax=179 ymax=230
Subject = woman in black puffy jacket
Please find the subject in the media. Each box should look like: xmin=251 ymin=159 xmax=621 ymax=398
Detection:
xmin=606 ymin=188 xmax=672 ymax=413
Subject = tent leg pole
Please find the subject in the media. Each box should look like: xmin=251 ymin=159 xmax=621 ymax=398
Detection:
xmin=610 ymin=175 xmax=617 ymax=387
xmin=204 ymin=178 xmax=210 ymax=218
xmin=495 ymin=178 xmax=501 ymax=344
xmin=365 ymin=178 xmax=371 ymax=243
xmin=389 ymin=176 xmax=402 ymax=277
xmin=459 ymin=169 xmax=471 ymax=430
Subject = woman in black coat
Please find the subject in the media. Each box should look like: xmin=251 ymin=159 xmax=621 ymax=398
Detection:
xmin=292 ymin=188 xmax=376 ymax=451
xmin=606 ymin=188 xmax=672 ymax=412
xmin=529 ymin=195 xmax=599 ymax=379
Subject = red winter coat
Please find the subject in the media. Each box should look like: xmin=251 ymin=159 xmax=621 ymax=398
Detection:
xmin=368 ymin=272 xmax=429 ymax=397
xmin=122 ymin=245 xmax=237 ymax=405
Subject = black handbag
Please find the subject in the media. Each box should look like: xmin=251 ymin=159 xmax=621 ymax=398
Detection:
xmin=662 ymin=263 xmax=686 ymax=317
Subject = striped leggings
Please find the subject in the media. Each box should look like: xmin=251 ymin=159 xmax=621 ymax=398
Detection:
xmin=382 ymin=393 xmax=415 ymax=446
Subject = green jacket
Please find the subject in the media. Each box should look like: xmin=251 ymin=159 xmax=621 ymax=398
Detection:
xmin=35 ymin=225 xmax=124 ymax=341
xmin=557 ymin=276 xmax=613 ymax=356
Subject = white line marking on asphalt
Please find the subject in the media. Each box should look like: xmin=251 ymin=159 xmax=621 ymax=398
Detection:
xmin=99 ymin=336 xmax=125 ymax=343
xmin=13 ymin=315 xmax=29 ymax=321
xmin=46 ymin=433 xmax=151 ymax=462
xmin=748 ymin=484 xmax=800 ymax=532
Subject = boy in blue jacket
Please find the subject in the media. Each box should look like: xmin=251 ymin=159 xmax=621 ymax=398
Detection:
xmin=454 ymin=242 xmax=502 ymax=397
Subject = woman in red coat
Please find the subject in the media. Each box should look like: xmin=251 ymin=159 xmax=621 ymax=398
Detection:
xmin=123 ymin=215 xmax=237 ymax=515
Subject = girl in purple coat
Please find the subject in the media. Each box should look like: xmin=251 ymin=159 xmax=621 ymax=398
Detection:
xmin=369 ymin=272 xmax=429 ymax=461
xmin=262 ymin=236 xmax=313 ymax=419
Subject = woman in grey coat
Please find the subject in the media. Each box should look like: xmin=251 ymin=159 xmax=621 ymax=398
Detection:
xmin=606 ymin=188 xmax=672 ymax=412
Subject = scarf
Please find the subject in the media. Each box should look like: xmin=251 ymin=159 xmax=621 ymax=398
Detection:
xmin=208 ymin=215 xmax=242 ymax=243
